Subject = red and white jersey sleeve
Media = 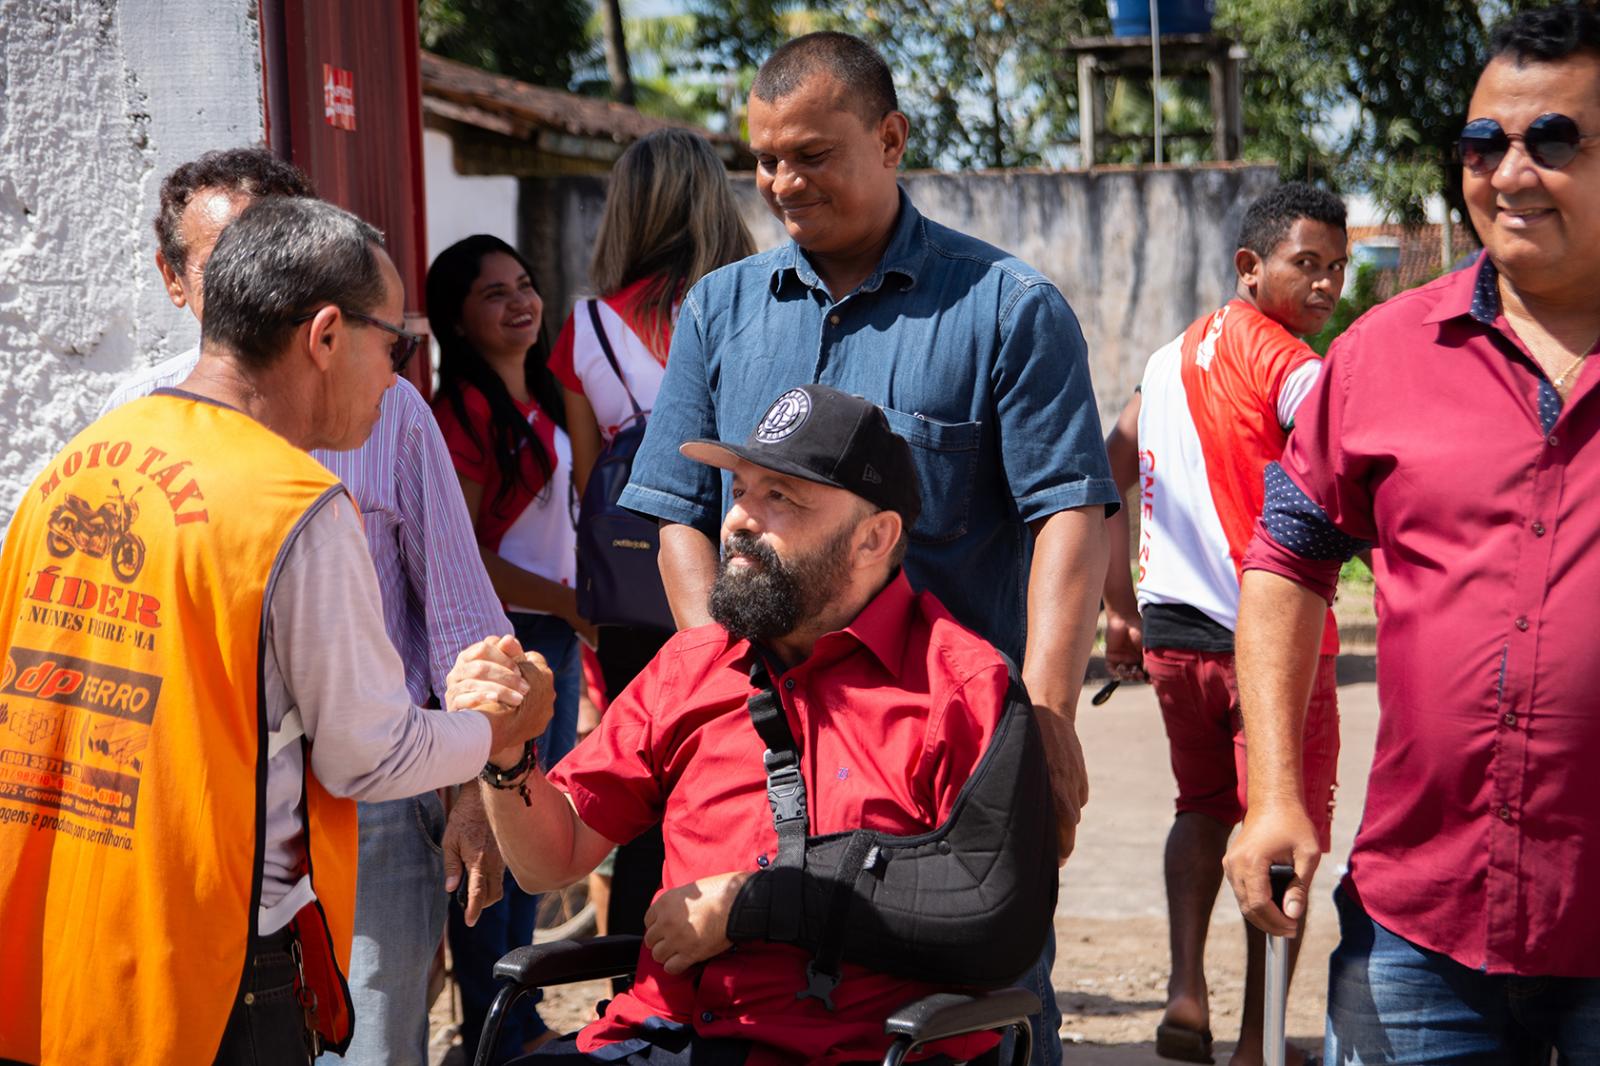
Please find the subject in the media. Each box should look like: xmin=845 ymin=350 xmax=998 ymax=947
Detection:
xmin=550 ymin=277 xmax=674 ymax=444
xmin=432 ymin=384 xmax=576 ymax=614
xmin=1136 ymin=300 xmax=1334 ymax=648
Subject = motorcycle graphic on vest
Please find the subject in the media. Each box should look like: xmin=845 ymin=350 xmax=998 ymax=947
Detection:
xmin=45 ymin=478 xmax=146 ymax=582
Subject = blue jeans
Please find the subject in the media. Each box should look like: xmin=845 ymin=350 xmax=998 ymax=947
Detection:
xmin=316 ymin=789 xmax=450 ymax=1065
xmin=1000 ymin=934 xmax=1062 ymax=1066
xmin=1326 ymin=884 xmax=1600 ymax=1064
xmin=451 ymin=613 xmax=581 ymax=1064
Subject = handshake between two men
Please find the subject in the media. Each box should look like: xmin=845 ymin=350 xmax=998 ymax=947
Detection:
xmin=442 ymin=634 xmax=743 ymax=981
xmin=446 ymin=634 xmax=558 ymax=761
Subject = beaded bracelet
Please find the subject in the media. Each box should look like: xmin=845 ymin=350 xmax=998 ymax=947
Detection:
xmin=480 ymin=739 xmax=536 ymax=806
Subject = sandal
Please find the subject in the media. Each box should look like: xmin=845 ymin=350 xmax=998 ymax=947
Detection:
xmin=1155 ymin=1021 xmax=1215 ymax=1064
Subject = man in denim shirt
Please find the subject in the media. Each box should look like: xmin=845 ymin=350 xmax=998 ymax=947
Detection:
xmin=619 ymin=33 xmax=1116 ymax=1062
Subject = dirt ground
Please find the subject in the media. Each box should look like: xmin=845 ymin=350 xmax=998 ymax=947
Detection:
xmin=432 ymin=664 xmax=1381 ymax=1064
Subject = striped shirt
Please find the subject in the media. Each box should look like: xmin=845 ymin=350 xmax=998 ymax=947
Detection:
xmin=101 ymin=349 xmax=510 ymax=705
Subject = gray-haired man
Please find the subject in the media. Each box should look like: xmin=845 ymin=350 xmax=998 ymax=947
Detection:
xmin=0 ymin=197 xmax=549 ymax=1064
xmin=102 ymin=148 xmax=514 ymax=1066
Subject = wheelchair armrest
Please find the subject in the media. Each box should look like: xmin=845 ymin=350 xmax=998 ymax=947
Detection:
xmin=883 ymin=987 xmax=1041 ymax=1046
xmin=492 ymin=934 xmax=645 ymax=989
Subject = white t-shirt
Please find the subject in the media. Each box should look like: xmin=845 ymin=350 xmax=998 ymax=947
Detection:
xmin=550 ymin=277 xmax=676 ymax=443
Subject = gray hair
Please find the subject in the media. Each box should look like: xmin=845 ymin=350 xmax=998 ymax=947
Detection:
xmin=200 ymin=197 xmax=387 ymax=369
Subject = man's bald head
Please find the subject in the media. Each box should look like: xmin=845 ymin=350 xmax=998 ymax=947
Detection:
xmin=750 ymin=31 xmax=898 ymax=128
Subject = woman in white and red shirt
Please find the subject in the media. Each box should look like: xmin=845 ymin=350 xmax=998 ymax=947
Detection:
xmin=549 ymin=129 xmax=754 ymax=943
xmin=551 ymin=128 xmax=754 ymax=691
xmin=427 ymin=234 xmax=585 ymax=1059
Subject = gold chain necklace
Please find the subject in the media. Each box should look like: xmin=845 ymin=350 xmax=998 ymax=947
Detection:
xmin=1552 ymin=350 xmax=1592 ymax=389
xmin=1498 ymin=275 xmax=1600 ymax=391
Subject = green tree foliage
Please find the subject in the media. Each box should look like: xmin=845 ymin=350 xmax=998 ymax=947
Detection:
xmin=572 ymin=11 xmax=740 ymax=127
xmin=1307 ymin=262 xmax=1386 ymax=356
xmin=687 ymin=0 xmax=828 ymax=73
xmin=419 ymin=0 xmax=596 ymax=88
xmin=1215 ymin=0 xmax=1553 ymax=225
xmin=625 ymin=14 xmax=735 ymax=125
xmin=563 ymin=2 xmax=830 ymax=131
xmin=838 ymin=0 xmax=1105 ymax=170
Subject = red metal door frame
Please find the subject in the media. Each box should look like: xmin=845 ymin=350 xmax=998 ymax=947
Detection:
xmin=258 ymin=0 xmax=433 ymax=398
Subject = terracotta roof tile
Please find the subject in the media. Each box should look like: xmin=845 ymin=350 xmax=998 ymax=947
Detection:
xmin=1349 ymin=222 xmax=1481 ymax=298
xmin=419 ymin=51 xmax=751 ymax=163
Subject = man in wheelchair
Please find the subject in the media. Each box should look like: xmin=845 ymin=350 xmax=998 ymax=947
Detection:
xmin=468 ymin=386 xmax=1056 ymax=1065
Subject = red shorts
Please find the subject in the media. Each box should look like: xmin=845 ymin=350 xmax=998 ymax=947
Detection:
xmin=1143 ymin=647 xmax=1340 ymax=852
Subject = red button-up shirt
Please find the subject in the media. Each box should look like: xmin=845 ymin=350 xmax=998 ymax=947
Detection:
xmin=1243 ymin=256 xmax=1600 ymax=977
xmin=549 ymin=571 xmax=1009 ymax=1063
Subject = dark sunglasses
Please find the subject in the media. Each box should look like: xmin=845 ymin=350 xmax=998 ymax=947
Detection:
xmin=292 ymin=308 xmax=422 ymax=374
xmin=1457 ymin=113 xmax=1599 ymax=174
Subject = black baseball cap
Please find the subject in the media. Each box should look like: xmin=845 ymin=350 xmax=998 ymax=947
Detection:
xmin=681 ymin=384 xmax=922 ymax=527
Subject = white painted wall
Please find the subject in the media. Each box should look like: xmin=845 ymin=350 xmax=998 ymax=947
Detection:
xmin=0 ymin=0 xmax=263 ymax=526
xmin=423 ymin=127 xmax=518 ymax=262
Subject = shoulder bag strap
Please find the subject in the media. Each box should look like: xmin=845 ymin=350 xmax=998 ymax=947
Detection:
xmin=586 ymin=298 xmax=644 ymax=420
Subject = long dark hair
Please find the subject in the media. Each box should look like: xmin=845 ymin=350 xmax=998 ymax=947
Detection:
xmin=427 ymin=235 xmax=566 ymax=512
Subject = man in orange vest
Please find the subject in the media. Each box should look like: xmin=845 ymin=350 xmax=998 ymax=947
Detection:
xmin=0 ymin=196 xmax=551 ymax=1065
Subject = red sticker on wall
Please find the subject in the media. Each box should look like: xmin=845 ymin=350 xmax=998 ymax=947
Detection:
xmin=323 ymin=63 xmax=356 ymax=131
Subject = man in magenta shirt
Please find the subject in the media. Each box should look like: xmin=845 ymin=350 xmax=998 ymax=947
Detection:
xmin=480 ymin=386 xmax=1027 ymax=1065
xmin=1224 ymin=4 xmax=1600 ymax=1060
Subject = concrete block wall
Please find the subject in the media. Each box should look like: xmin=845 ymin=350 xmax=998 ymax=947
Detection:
xmin=0 ymin=0 xmax=263 ymax=526
xmin=522 ymin=162 xmax=1280 ymax=431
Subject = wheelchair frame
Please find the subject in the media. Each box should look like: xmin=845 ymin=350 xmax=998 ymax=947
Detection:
xmin=473 ymin=934 xmax=1038 ymax=1066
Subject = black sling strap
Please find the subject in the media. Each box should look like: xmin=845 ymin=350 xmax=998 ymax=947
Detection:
xmin=745 ymin=655 xmax=869 ymax=1010
xmin=746 ymin=658 xmax=807 ymax=941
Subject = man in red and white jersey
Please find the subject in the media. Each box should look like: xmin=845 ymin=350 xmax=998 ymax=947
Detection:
xmin=1101 ymin=183 xmax=1349 ymax=1066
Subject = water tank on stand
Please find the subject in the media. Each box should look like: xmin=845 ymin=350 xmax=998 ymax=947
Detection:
xmin=1108 ymin=0 xmax=1215 ymax=36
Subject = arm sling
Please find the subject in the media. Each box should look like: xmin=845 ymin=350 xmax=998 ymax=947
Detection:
xmin=726 ymin=654 xmax=1059 ymax=1006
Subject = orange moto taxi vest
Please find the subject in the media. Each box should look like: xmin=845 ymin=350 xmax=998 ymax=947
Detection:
xmin=0 ymin=393 xmax=360 ymax=1064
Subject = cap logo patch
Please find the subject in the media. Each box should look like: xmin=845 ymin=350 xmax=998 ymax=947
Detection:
xmin=755 ymin=388 xmax=812 ymax=443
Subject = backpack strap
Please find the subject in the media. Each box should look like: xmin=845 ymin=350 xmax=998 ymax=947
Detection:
xmin=586 ymin=298 xmax=644 ymax=420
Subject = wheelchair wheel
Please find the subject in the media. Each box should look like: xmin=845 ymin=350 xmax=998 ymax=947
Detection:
xmin=533 ymin=880 xmax=597 ymax=943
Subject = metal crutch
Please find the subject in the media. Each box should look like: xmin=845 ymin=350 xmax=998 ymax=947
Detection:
xmin=1264 ymin=863 xmax=1297 ymax=1066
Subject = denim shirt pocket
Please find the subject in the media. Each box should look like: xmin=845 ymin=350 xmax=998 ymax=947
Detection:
xmin=880 ymin=407 xmax=982 ymax=545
